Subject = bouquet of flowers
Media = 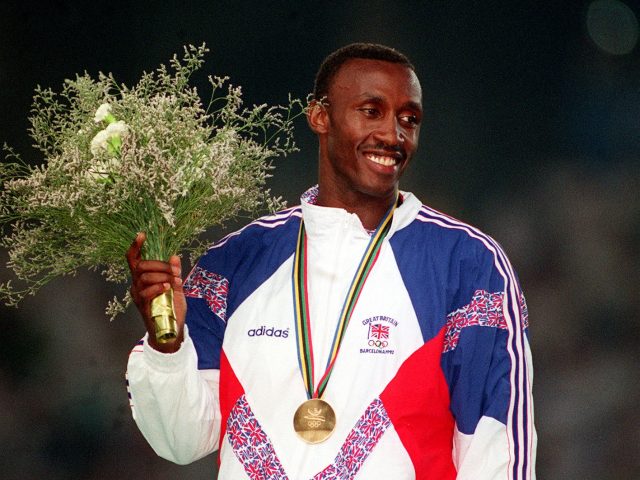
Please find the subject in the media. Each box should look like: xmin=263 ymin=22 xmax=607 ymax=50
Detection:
xmin=0 ymin=44 xmax=303 ymax=340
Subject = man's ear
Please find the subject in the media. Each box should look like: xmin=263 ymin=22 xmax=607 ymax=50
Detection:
xmin=307 ymin=100 xmax=329 ymax=134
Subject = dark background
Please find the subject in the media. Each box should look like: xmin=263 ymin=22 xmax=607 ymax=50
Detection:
xmin=1 ymin=1 xmax=638 ymax=478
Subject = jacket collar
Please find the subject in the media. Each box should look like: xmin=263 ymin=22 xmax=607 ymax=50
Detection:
xmin=299 ymin=185 xmax=421 ymax=240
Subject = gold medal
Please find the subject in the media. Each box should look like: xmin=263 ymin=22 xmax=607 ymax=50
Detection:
xmin=293 ymin=398 xmax=336 ymax=444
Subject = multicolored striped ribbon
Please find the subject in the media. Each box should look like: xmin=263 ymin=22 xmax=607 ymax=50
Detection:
xmin=293 ymin=195 xmax=399 ymax=400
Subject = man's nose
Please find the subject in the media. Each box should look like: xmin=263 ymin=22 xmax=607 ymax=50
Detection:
xmin=373 ymin=115 xmax=404 ymax=146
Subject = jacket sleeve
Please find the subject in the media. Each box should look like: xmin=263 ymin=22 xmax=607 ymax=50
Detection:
xmin=442 ymin=241 xmax=536 ymax=479
xmin=125 ymin=248 xmax=230 ymax=464
xmin=126 ymin=326 xmax=221 ymax=465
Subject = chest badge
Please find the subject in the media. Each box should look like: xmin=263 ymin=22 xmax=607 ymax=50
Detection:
xmin=360 ymin=316 xmax=397 ymax=355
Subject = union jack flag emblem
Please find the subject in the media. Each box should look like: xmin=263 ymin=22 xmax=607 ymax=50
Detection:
xmin=369 ymin=324 xmax=389 ymax=340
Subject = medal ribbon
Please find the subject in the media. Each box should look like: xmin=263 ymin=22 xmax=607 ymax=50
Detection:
xmin=293 ymin=195 xmax=399 ymax=400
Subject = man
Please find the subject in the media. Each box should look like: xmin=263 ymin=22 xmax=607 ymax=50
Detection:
xmin=126 ymin=43 xmax=536 ymax=479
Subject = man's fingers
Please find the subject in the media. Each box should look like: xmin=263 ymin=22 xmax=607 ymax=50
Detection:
xmin=138 ymin=283 xmax=171 ymax=301
xmin=135 ymin=260 xmax=176 ymax=275
xmin=168 ymin=255 xmax=181 ymax=274
xmin=168 ymin=256 xmax=183 ymax=285
xmin=130 ymin=255 xmax=182 ymax=308
xmin=137 ymin=271 xmax=176 ymax=286
xmin=126 ymin=232 xmax=146 ymax=271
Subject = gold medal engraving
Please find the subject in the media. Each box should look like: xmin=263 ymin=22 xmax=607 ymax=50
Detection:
xmin=293 ymin=398 xmax=336 ymax=444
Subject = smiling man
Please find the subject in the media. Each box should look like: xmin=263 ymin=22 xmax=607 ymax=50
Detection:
xmin=126 ymin=43 xmax=536 ymax=479
xmin=310 ymin=55 xmax=422 ymax=229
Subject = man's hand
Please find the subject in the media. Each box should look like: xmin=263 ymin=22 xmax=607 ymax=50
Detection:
xmin=126 ymin=232 xmax=187 ymax=353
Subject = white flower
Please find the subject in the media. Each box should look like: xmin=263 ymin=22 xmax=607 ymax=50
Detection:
xmin=90 ymin=129 xmax=110 ymax=155
xmin=90 ymin=121 xmax=129 ymax=156
xmin=105 ymin=120 xmax=129 ymax=136
xmin=94 ymin=103 xmax=112 ymax=123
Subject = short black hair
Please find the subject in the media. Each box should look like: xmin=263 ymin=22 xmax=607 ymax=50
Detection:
xmin=313 ymin=43 xmax=415 ymax=101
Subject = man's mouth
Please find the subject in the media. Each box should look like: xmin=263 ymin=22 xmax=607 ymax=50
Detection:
xmin=365 ymin=153 xmax=401 ymax=167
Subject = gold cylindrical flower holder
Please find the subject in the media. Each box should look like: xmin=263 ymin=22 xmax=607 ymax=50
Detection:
xmin=150 ymin=290 xmax=177 ymax=343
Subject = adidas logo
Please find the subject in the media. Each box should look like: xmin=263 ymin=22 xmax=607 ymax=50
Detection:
xmin=247 ymin=326 xmax=290 ymax=338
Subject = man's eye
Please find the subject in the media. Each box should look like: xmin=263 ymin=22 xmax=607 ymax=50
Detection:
xmin=359 ymin=108 xmax=380 ymax=116
xmin=399 ymin=114 xmax=419 ymax=126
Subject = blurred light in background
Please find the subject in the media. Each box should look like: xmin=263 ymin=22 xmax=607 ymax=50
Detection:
xmin=586 ymin=0 xmax=639 ymax=55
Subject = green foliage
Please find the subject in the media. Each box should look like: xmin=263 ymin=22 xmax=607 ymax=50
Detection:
xmin=0 ymin=44 xmax=305 ymax=318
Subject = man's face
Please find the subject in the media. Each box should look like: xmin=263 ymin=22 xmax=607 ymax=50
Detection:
xmin=315 ymin=58 xmax=422 ymax=202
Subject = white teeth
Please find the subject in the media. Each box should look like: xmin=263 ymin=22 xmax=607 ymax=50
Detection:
xmin=366 ymin=154 xmax=397 ymax=167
